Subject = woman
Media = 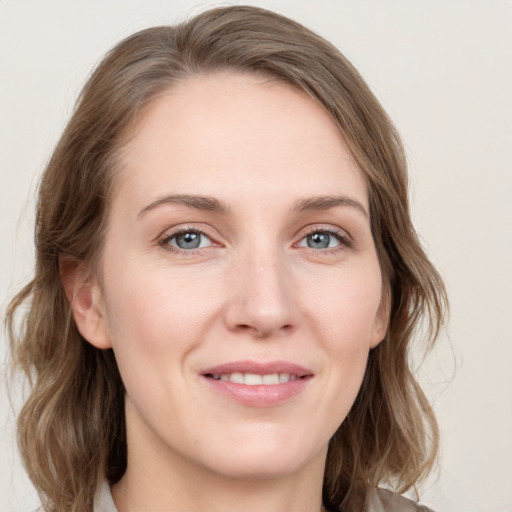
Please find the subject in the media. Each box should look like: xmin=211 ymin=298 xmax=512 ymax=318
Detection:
xmin=7 ymin=6 xmax=447 ymax=512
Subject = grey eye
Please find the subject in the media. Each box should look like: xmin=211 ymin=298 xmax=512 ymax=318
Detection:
xmin=167 ymin=231 xmax=212 ymax=250
xmin=299 ymin=231 xmax=341 ymax=250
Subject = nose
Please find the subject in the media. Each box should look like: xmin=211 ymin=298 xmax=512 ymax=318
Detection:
xmin=223 ymin=248 xmax=298 ymax=338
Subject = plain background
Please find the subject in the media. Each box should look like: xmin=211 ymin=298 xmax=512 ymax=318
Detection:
xmin=1 ymin=1 xmax=511 ymax=511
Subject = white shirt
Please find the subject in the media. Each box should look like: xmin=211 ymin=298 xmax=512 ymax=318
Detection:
xmin=94 ymin=482 xmax=118 ymax=512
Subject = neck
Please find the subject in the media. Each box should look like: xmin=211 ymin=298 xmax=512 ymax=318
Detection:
xmin=113 ymin=467 xmax=327 ymax=512
xmin=111 ymin=410 xmax=327 ymax=512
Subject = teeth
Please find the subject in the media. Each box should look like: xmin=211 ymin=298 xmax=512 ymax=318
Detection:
xmin=262 ymin=374 xmax=279 ymax=385
xmin=244 ymin=373 xmax=263 ymax=385
xmin=230 ymin=372 xmax=245 ymax=384
xmin=210 ymin=372 xmax=298 ymax=385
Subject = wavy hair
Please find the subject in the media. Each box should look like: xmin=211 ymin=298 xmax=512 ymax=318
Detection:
xmin=6 ymin=6 xmax=447 ymax=512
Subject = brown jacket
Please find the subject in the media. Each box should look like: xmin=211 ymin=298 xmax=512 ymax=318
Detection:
xmin=367 ymin=488 xmax=434 ymax=512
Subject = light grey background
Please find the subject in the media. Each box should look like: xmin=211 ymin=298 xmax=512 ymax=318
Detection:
xmin=1 ymin=1 xmax=511 ymax=511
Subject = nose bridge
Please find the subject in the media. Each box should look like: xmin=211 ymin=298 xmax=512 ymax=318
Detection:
xmin=225 ymin=238 xmax=296 ymax=336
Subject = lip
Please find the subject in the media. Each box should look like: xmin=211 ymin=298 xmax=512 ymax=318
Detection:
xmin=200 ymin=360 xmax=313 ymax=407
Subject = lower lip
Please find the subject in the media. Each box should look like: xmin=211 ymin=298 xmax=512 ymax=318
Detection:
xmin=202 ymin=376 xmax=311 ymax=407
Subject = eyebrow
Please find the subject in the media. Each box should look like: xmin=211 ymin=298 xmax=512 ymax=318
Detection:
xmin=138 ymin=194 xmax=230 ymax=218
xmin=292 ymin=195 xmax=369 ymax=219
xmin=137 ymin=193 xmax=368 ymax=219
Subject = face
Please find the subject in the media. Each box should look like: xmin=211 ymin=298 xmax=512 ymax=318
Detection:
xmin=76 ymin=72 xmax=387 ymax=482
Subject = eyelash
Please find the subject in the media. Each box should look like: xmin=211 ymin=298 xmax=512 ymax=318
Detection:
xmin=158 ymin=225 xmax=352 ymax=255
xmin=297 ymin=225 xmax=353 ymax=253
xmin=158 ymin=226 xmax=215 ymax=256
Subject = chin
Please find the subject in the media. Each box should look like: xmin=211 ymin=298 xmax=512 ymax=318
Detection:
xmin=198 ymin=428 xmax=325 ymax=480
xmin=208 ymin=454 xmax=308 ymax=481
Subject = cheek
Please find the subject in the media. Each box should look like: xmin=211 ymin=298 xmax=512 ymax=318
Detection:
xmin=307 ymin=267 xmax=383 ymax=346
xmin=101 ymin=267 xmax=218 ymax=417
xmin=102 ymin=262 xmax=223 ymax=363
xmin=305 ymin=268 xmax=382 ymax=412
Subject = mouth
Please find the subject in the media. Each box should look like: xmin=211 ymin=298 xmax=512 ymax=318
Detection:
xmin=205 ymin=372 xmax=304 ymax=385
xmin=200 ymin=361 xmax=313 ymax=406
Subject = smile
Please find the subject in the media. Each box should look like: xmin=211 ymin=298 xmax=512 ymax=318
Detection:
xmin=200 ymin=361 xmax=313 ymax=406
xmin=206 ymin=373 xmax=302 ymax=385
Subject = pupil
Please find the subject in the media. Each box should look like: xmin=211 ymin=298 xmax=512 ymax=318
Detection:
xmin=308 ymin=232 xmax=330 ymax=249
xmin=177 ymin=232 xmax=201 ymax=249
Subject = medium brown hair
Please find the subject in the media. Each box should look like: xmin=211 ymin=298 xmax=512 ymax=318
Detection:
xmin=6 ymin=6 xmax=447 ymax=512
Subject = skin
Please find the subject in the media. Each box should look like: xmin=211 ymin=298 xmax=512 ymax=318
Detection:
xmin=65 ymin=72 xmax=388 ymax=512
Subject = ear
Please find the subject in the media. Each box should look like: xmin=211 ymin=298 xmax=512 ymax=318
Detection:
xmin=370 ymin=286 xmax=391 ymax=349
xmin=59 ymin=255 xmax=112 ymax=349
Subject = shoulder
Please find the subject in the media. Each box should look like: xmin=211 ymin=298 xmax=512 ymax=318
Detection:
xmin=366 ymin=488 xmax=436 ymax=512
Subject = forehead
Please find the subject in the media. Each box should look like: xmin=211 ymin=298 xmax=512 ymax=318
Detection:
xmin=114 ymin=71 xmax=368 ymax=211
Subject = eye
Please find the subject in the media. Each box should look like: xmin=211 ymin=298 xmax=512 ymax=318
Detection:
xmin=162 ymin=230 xmax=213 ymax=250
xmin=297 ymin=230 xmax=346 ymax=250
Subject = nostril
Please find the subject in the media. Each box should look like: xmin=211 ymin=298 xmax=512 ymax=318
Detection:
xmin=234 ymin=323 xmax=293 ymax=337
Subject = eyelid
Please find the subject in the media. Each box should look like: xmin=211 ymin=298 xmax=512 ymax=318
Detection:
xmin=156 ymin=223 xmax=353 ymax=255
xmin=158 ymin=224 xmax=220 ymax=254
xmin=295 ymin=224 xmax=353 ymax=250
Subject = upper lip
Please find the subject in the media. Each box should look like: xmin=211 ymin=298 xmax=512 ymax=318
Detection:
xmin=201 ymin=360 xmax=313 ymax=377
